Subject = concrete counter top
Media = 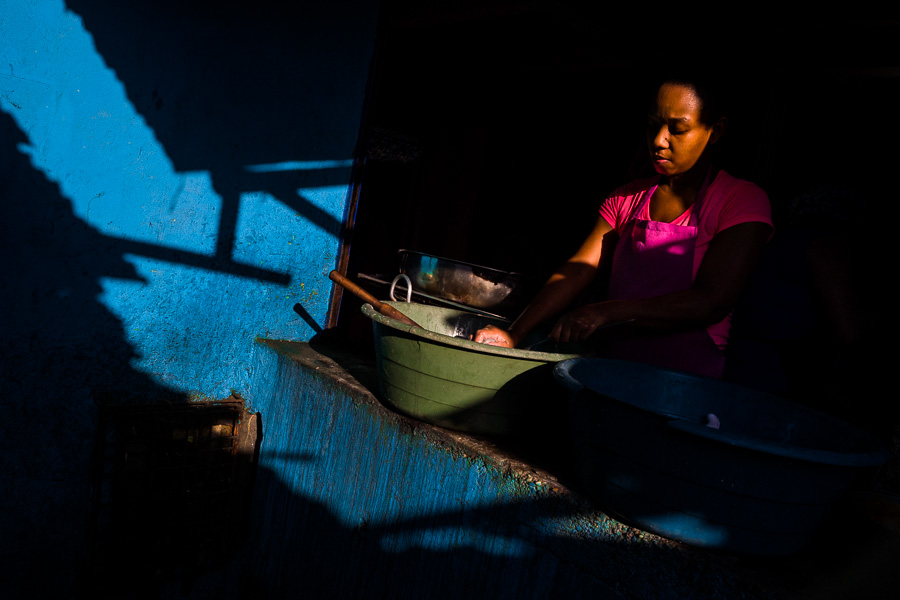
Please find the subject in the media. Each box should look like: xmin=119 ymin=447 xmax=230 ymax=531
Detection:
xmin=240 ymin=336 xmax=900 ymax=600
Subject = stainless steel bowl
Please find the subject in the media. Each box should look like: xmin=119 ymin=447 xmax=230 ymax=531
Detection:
xmin=397 ymin=250 xmax=531 ymax=314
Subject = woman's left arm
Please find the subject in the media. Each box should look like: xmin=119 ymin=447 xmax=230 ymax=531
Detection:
xmin=551 ymin=221 xmax=772 ymax=342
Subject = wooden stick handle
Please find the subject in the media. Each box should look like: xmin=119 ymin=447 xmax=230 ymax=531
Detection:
xmin=329 ymin=270 xmax=421 ymax=328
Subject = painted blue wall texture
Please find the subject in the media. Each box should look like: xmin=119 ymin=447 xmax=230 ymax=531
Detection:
xmin=5 ymin=3 xmax=899 ymax=598
xmin=194 ymin=340 xmax=770 ymax=600
xmin=1 ymin=1 xmax=377 ymax=595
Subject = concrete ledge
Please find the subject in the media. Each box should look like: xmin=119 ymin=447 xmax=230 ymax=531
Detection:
xmin=181 ymin=338 xmax=900 ymax=600
xmin=241 ymin=339 xmax=772 ymax=599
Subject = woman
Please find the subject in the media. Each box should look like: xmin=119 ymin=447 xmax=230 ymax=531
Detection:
xmin=474 ymin=73 xmax=773 ymax=379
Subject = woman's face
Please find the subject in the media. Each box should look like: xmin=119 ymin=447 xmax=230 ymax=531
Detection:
xmin=647 ymin=83 xmax=722 ymax=178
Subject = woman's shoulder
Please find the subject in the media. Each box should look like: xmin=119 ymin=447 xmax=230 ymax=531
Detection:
xmin=600 ymin=176 xmax=658 ymax=230
xmin=711 ymin=170 xmax=769 ymax=202
xmin=609 ymin=175 xmax=659 ymax=199
xmin=706 ymin=170 xmax=773 ymax=229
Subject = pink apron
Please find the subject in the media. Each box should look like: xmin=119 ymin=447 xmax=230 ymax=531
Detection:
xmin=599 ymin=175 xmax=725 ymax=378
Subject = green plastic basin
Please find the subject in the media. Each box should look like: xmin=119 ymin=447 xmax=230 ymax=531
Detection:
xmin=361 ymin=302 xmax=580 ymax=436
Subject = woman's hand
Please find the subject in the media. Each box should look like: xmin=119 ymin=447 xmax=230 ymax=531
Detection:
xmin=550 ymin=303 xmax=618 ymax=344
xmin=469 ymin=216 xmax=615 ymax=351
xmin=472 ymin=324 xmax=518 ymax=348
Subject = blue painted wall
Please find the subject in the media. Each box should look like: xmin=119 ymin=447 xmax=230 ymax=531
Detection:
xmin=185 ymin=340 xmax=760 ymax=600
xmin=3 ymin=5 xmax=897 ymax=598
xmin=1 ymin=1 xmax=377 ymax=594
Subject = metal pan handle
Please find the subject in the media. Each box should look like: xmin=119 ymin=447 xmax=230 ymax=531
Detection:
xmin=390 ymin=273 xmax=413 ymax=303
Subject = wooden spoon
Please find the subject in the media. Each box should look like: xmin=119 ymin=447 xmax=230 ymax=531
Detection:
xmin=329 ymin=270 xmax=422 ymax=328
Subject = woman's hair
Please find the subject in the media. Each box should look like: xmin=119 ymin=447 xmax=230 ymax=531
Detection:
xmin=650 ymin=65 xmax=734 ymax=126
xmin=625 ymin=64 xmax=741 ymax=178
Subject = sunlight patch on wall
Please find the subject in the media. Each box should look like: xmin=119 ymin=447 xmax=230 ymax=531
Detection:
xmin=245 ymin=159 xmax=354 ymax=173
xmin=2 ymin=0 xmax=370 ymax=396
xmin=296 ymin=184 xmax=350 ymax=222
xmin=1 ymin=1 xmax=218 ymax=256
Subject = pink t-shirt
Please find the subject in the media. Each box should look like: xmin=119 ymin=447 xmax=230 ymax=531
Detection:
xmin=598 ymin=170 xmax=773 ymax=349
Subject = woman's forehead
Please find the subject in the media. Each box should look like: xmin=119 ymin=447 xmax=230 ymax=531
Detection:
xmin=653 ymin=83 xmax=703 ymax=120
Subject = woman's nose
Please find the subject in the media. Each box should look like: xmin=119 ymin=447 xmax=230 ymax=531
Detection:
xmin=651 ymin=125 xmax=669 ymax=149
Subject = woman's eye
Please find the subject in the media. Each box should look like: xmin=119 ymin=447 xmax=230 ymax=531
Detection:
xmin=647 ymin=122 xmax=664 ymax=135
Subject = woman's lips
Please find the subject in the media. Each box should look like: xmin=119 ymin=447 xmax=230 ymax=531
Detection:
xmin=652 ymin=155 xmax=672 ymax=174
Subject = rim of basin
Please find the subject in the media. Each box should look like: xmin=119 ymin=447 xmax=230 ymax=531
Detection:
xmin=361 ymin=303 xmax=581 ymax=362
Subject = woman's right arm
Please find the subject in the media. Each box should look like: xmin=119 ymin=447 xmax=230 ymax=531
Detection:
xmin=473 ymin=216 xmax=616 ymax=347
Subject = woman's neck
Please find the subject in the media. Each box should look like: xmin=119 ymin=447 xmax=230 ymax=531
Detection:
xmin=650 ymin=160 xmax=714 ymax=222
xmin=659 ymin=159 xmax=712 ymax=199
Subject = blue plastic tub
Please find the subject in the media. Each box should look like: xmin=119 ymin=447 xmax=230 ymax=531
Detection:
xmin=553 ymin=357 xmax=890 ymax=556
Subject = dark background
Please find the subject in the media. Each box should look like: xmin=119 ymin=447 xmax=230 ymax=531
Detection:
xmin=338 ymin=9 xmax=898 ymax=430
xmin=346 ymin=13 xmax=897 ymax=281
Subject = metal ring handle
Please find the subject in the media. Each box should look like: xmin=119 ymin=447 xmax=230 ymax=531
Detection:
xmin=389 ymin=273 xmax=413 ymax=303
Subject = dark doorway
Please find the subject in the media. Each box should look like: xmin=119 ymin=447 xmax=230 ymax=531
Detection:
xmin=335 ymin=9 xmax=899 ymax=383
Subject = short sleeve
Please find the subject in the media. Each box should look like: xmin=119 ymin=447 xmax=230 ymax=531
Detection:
xmin=707 ymin=175 xmax=773 ymax=236
xmin=599 ymin=177 xmax=657 ymax=233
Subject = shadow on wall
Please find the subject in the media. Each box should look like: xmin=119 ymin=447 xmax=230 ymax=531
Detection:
xmin=1 ymin=0 xmax=377 ymax=595
xmin=232 ymin=464 xmax=624 ymax=600
xmin=0 ymin=110 xmax=188 ymax=596
xmin=211 ymin=460 xmax=899 ymax=600
xmin=64 ymin=0 xmax=375 ymax=256
xmin=219 ymin=463 xmax=745 ymax=600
